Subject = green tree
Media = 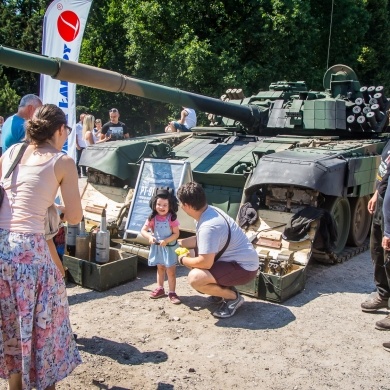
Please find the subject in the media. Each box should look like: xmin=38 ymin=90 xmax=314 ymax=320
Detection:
xmin=0 ymin=0 xmax=51 ymax=97
xmin=356 ymin=0 xmax=390 ymax=89
xmin=114 ymin=0 xmax=322 ymax=131
xmin=0 ymin=67 xmax=20 ymax=116
xmin=2 ymin=0 xmax=390 ymax=132
xmin=308 ymin=0 xmax=368 ymax=87
xmin=78 ymin=0 xmax=148 ymax=132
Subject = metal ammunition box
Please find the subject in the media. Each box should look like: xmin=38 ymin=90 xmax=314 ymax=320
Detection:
xmin=237 ymin=264 xmax=306 ymax=303
xmin=64 ymin=248 xmax=138 ymax=291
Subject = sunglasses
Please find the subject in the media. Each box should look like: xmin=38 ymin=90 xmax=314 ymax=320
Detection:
xmin=109 ymin=109 xmax=118 ymax=113
xmin=65 ymin=125 xmax=72 ymax=136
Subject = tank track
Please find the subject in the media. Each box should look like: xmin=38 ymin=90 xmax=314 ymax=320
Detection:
xmin=312 ymin=239 xmax=370 ymax=264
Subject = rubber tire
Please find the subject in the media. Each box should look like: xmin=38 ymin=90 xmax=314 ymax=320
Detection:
xmin=323 ymin=196 xmax=351 ymax=254
xmin=347 ymin=196 xmax=371 ymax=247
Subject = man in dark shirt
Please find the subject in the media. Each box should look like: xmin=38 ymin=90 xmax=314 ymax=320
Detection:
xmin=101 ymin=108 xmax=130 ymax=141
xmin=361 ymin=140 xmax=390 ymax=332
xmin=380 ymin=137 xmax=390 ymax=352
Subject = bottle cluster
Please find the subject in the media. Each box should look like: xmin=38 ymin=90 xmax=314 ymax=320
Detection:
xmin=66 ymin=210 xmax=110 ymax=264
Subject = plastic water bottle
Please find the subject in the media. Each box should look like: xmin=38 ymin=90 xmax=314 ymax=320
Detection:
xmin=95 ymin=209 xmax=110 ymax=264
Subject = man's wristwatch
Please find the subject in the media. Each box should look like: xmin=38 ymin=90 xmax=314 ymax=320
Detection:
xmin=179 ymin=255 xmax=185 ymax=265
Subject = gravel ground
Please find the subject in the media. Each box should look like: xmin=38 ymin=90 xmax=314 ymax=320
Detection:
xmin=2 ymin=249 xmax=389 ymax=390
xmin=1 ymin=179 xmax=389 ymax=389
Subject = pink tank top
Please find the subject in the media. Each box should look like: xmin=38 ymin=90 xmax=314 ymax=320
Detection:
xmin=0 ymin=144 xmax=63 ymax=233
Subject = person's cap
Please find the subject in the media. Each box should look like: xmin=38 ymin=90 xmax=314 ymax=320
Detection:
xmin=109 ymin=108 xmax=119 ymax=113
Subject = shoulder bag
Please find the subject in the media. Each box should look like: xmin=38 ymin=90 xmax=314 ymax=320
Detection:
xmin=0 ymin=143 xmax=28 ymax=207
xmin=214 ymin=209 xmax=231 ymax=261
xmin=45 ymin=204 xmax=60 ymax=240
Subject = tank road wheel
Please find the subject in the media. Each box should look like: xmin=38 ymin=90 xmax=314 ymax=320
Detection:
xmin=323 ymin=196 xmax=351 ymax=254
xmin=347 ymin=196 xmax=371 ymax=247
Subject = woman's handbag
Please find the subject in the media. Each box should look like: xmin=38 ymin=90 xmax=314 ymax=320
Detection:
xmin=45 ymin=204 xmax=61 ymax=240
xmin=0 ymin=143 xmax=28 ymax=207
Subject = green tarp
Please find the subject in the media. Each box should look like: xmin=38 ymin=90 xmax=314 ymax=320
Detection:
xmin=79 ymin=139 xmax=172 ymax=180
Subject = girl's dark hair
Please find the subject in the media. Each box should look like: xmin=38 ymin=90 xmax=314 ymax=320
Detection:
xmin=25 ymin=104 xmax=67 ymax=145
xmin=148 ymin=189 xmax=178 ymax=221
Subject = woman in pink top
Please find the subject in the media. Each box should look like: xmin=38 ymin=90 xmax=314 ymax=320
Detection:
xmin=0 ymin=104 xmax=83 ymax=390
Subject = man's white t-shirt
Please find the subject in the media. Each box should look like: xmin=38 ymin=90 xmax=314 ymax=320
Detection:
xmin=184 ymin=108 xmax=197 ymax=129
xmin=196 ymin=205 xmax=259 ymax=271
xmin=75 ymin=122 xmax=87 ymax=148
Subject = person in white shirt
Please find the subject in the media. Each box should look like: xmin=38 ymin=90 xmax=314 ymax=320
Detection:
xmin=176 ymin=182 xmax=258 ymax=318
xmin=165 ymin=107 xmax=197 ymax=133
xmin=93 ymin=118 xmax=102 ymax=143
xmin=75 ymin=113 xmax=87 ymax=176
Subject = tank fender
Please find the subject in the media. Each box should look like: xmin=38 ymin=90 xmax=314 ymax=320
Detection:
xmin=245 ymin=150 xmax=347 ymax=197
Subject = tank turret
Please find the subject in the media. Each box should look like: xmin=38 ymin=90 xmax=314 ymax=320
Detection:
xmin=0 ymin=45 xmax=389 ymax=136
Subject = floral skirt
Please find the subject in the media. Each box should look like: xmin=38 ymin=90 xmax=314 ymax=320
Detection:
xmin=0 ymin=229 xmax=81 ymax=389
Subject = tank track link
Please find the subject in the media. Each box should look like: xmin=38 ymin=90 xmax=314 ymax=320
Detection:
xmin=313 ymin=239 xmax=369 ymax=264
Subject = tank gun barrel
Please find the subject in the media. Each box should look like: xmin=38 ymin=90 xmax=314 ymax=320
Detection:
xmin=0 ymin=45 xmax=257 ymax=129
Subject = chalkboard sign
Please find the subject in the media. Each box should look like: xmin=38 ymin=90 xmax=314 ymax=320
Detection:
xmin=124 ymin=159 xmax=193 ymax=242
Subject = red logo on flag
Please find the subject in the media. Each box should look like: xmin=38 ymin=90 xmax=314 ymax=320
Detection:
xmin=57 ymin=10 xmax=80 ymax=42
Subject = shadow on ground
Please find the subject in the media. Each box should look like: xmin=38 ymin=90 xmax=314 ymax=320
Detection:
xmin=67 ymin=250 xmax=374 ymax=312
xmin=90 ymin=384 xmax=174 ymax=390
xmin=282 ymin=250 xmax=374 ymax=307
xmin=183 ymin=293 xmax=296 ymax=330
xmin=76 ymin=336 xmax=168 ymax=365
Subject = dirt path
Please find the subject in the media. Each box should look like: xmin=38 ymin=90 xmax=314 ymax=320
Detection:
xmin=1 ymin=250 xmax=388 ymax=390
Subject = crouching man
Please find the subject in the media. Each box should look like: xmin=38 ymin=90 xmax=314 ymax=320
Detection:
xmin=177 ymin=182 xmax=259 ymax=318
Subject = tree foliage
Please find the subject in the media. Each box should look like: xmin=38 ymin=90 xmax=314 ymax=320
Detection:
xmin=0 ymin=0 xmax=51 ymax=112
xmin=1 ymin=0 xmax=390 ymax=131
xmin=0 ymin=68 xmax=19 ymax=115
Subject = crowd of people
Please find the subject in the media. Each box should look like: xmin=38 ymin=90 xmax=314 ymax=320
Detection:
xmin=1 ymin=99 xmax=199 ymax=169
xmin=72 ymin=106 xmax=196 ymax=177
xmin=0 ymin=96 xmax=389 ymax=389
xmin=0 ymin=102 xmax=199 ymax=163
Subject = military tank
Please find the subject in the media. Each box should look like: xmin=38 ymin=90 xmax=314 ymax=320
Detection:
xmin=0 ymin=45 xmax=388 ymax=266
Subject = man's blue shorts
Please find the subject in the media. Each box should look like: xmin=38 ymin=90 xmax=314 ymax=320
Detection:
xmin=173 ymin=122 xmax=191 ymax=132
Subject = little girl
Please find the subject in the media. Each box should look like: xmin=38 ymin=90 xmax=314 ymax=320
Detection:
xmin=141 ymin=188 xmax=181 ymax=304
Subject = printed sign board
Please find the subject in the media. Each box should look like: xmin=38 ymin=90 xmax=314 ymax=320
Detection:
xmin=124 ymin=159 xmax=194 ymax=243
